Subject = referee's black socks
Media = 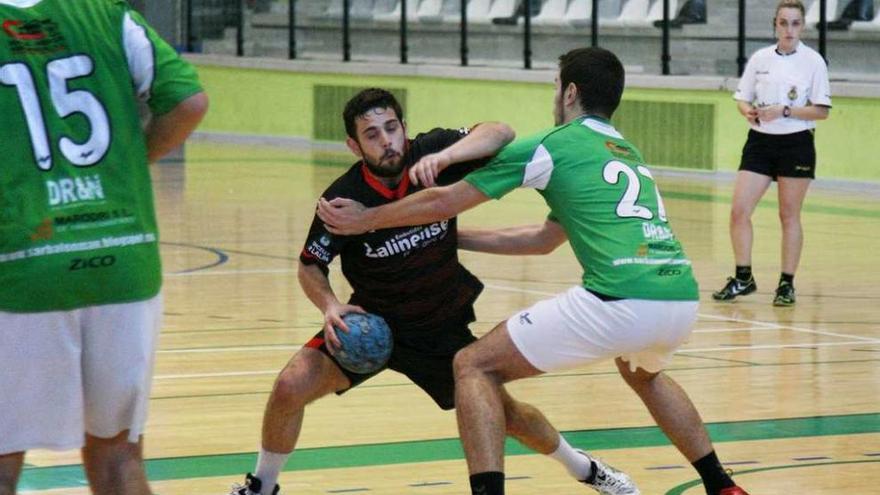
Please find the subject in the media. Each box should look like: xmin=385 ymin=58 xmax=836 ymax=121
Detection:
xmin=469 ymin=471 xmax=504 ymax=495
xmin=735 ymin=265 xmax=753 ymax=282
xmin=692 ymin=450 xmax=735 ymax=495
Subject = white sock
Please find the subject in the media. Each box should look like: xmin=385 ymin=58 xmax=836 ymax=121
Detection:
xmin=254 ymin=448 xmax=289 ymax=494
xmin=548 ymin=434 xmax=592 ymax=481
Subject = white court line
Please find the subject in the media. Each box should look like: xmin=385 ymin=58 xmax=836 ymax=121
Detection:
xmin=692 ymin=326 xmax=775 ymax=334
xmin=154 ymin=370 xmax=279 ymax=380
xmin=165 ymin=268 xmax=295 ymax=277
xmin=679 ymin=340 xmax=880 ymax=353
xmin=158 ymin=345 xmax=301 ymax=354
xmin=152 ymin=280 xmax=878 ymax=382
xmin=699 ymin=312 xmax=879 ymax=342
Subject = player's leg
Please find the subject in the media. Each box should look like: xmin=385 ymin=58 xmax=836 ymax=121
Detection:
xmin=453 ymin=320 xmax=542 ymax=493
xmin=714 ymin=170 xmax=771 ymax=301
xmin=0 ymin=453 xmax=24 ymax=495
xmin=616 ymin=361 xmax=713 ymax=461
xmin=0 ymin=310 xmax=85 ymax=495
xmin=499 ymin=389 xmax=598 ymax=482
xmin=775 ymin=176 xmax=811 ymax=305
xmin=615 ymin=301 xmax=747 ymax=495
xmin=80 ymin=296 xmax=162 ymax=495
xmin=729 ymin=170 xmax=772 ymax=267
xmin=81 ymin=432 xmax=150 ymax=495
xmin=248 ymin=346 xmax=351 ymax=493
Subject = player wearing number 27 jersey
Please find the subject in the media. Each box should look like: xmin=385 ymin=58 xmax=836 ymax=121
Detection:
xmin=465 ymin=114 xmax=699 ymax=302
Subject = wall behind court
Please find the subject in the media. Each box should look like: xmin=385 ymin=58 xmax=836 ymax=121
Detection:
xmin=192 ymin=60 xmax=880 ymax=183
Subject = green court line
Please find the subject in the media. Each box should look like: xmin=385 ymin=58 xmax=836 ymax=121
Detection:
xmin=664 ymin=459 xmax=880 ymax=494
xmin=20 ymin=412 xmax=880 ymax=491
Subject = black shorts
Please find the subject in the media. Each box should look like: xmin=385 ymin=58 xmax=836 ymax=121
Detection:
xmin=739 ymin=129 xmax=816 ymax=180
xmin=305 ymin=312 xmax=477 ymax=410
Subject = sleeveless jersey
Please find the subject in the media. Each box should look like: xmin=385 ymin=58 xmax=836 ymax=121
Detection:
xmin=0 ymin=0 xmax=202 ymax=312
xmin=464 ymin=116 xmax=699 ymax=301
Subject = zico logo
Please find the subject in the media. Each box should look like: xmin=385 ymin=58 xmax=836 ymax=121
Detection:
xmin=3 ymin=19 xmax=45 ymax=40
xmin=69 ymin=254 xmax=116 ymax=271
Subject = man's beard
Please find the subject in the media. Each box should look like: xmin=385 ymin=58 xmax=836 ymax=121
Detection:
xmin=364 ymin=151 xmax=404 ymax=178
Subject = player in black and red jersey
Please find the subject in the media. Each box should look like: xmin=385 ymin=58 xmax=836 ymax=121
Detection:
xmin=226 ymin=88 xmax=630 ymax=495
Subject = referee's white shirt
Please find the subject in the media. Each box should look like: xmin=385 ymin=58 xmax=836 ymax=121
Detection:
xmin=734 ymin=41 xmax=832 ymax=135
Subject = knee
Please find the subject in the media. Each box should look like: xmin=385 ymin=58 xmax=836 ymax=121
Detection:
xmin=452 ymin=346 xmax=480 ymax=381
xmin=778 ymin=207 xmax=801 ymax=227
xmin=616 ymin=359 xmax=657 ymax=393
xmin=270 ymin=368 xmax=314 ymax=409
xmin=729 ymin=206 xmax=751 ymax=225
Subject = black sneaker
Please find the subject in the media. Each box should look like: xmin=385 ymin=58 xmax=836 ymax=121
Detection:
xmin=228 ymin=473 xmax=279 ymax=495
xmin=712 ymin=277 xmax=757 ymax=301
xmin=773 ymin=282 xmax=796 ymax=306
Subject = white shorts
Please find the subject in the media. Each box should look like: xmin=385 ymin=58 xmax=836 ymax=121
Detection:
xmin=0 ymin=295 xmax=162 ymax=455
xmin=506 ymin=286 xmax=698 ymax=373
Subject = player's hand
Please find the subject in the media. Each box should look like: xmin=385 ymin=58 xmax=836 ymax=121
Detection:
xmin=409 ymin=150 xmax=451 ymax=188
xmin=743 ymin=106 xmax=760 ymax=126
xmin=317 ymin=197 xmax=372 ymax=235
xmin=323 ymin=303 xmax=366 ymax=353
xmin=756 ymin=104 xmax=784 ymax=123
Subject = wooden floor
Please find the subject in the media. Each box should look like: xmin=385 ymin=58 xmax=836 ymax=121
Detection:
xmin=19 ymin=141 xmax=880 ymax=494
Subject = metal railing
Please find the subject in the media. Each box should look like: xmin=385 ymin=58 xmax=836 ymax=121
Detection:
xmin=184 ymin=0 xmax=839 ymax=77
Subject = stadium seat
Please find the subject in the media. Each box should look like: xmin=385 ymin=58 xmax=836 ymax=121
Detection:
xmin=646 ymin=0 xmax=678 ymax=24
xmin=532 ymin=0 xmax=569 ymax=25
xmin=325 ymin=0 xmax=378 ymax=19
xmin=851 ymin=10 xmax=880 ymax=30
xmin=566 ymin=0 xmax=591 ymax=25
xmin=444 ymin=0 xmax=495 ymax=24
xmin=805 ymin=0 xmax=842 ymax=25
xmin=373 ymin=0 xmax=420 ymax=22
xmin=604 ymin=0 xmax=651 ymax=26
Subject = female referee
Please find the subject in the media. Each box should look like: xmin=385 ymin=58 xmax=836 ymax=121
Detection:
xmin=713 ymin=0 xmax=831 ymax=306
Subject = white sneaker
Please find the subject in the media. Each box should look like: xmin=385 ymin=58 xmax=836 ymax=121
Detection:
xmin=228 ymin=473 xmax=279 ymax=495
xmin=577 ymin=450 xmax=640 ymax=495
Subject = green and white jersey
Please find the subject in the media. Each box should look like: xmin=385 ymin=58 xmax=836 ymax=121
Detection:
xmin=465 ymin=116 xmax=699 ymax=301
xmin=0 ymin=0 xmax=202 ymax=312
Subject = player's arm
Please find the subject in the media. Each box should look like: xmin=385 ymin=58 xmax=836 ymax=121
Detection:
xmin=409 ymin=122 xmax=515 ymax=187
xmin=297 ymin=261 xmax=364 ymax=350
xmin=145 ymin=92 xmax=208 ymax=163
xmin=318 ymin=180 xmax=490 ymax=235
xmin=458 ymin=219 xmax=567 ymax=255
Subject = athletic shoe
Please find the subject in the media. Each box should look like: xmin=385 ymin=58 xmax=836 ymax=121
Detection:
xmin=719 ymin=487 xmax=751 ymax=495
xmin=228 ymin=473 xmax=279 ymax=495
xmin=773 ymin=282 xmax=796 ymax=306
xmin=578 ymin=450 xmax=640 ymax=495
xmin=712 ymin=277 xmax=757 ymax=301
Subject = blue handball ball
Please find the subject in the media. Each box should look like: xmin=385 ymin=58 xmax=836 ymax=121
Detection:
xmin=333 ymin=312 xmax=393 ymax=374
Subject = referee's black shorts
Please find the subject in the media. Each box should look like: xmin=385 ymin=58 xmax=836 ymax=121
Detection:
xmin=739 ymin=129 xmax=816 ymax=180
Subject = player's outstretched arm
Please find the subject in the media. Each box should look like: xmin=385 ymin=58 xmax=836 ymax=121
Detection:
xmin=317 ymin=180 xmax=490 ymax=235
xmin=145 ymin=91 xmax=209 ymax=163
xmin=409 ymin=122 xmax=514 ymax=187
xmin=458 ymin=219 xmax=567 ymax=255
xmin=297 ymin=261 xmax=364 ymax=350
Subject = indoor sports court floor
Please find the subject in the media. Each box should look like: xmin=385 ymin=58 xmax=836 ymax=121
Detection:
xmin=18 ymin=140 xmax=880 ymax=494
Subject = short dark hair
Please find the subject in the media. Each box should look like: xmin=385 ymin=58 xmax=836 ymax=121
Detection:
xmin=343 ymin=88 xmax=404 ymax=140
xmin=558 ymin=47 xmax=625 ymax=118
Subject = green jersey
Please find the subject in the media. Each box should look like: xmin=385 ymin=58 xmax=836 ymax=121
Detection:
xmin=465 ymin=116 xmax=699 ymax=301
xmin=0 ymin=0 xmax=202 ymax=312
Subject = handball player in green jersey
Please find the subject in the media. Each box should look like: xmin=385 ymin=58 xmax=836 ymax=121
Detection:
xmin=0 ymin=1 xmax=206 ymax=493
xmin=318 ymin=48 xmax=750 ymax=495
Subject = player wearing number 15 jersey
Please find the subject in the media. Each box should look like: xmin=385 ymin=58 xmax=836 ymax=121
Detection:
xmin=317 ymin=48 xmax=749 ymax=495
xmin=0 ymin=0 xmax=206 ymax=493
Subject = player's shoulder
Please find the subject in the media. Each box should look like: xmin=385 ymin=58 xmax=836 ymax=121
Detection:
xmin=323 ymin=161 xmax=366 ymax=199
xmin=797 ymin=43 xmax=827 ymax=67
xmin=750 ymin=44 xmax=779 ymax=61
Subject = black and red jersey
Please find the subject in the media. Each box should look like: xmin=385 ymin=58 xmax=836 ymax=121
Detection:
xmin=300 ymin=127 xmax=486 ymax=335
